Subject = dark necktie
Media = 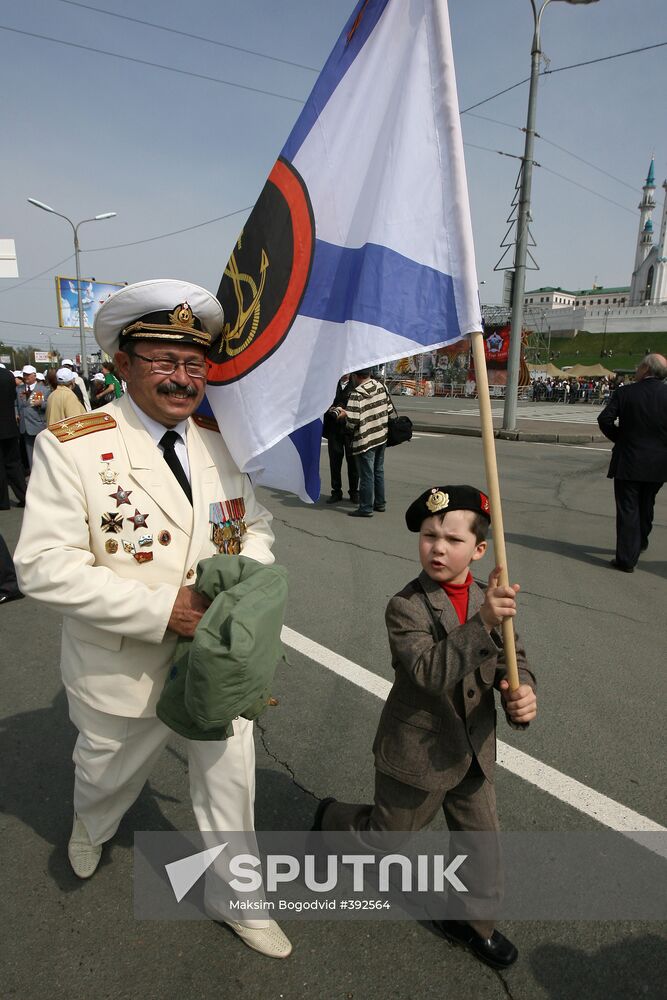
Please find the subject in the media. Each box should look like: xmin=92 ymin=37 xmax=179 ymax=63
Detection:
xmin=159 ymin=430 xmax=192 ymax=505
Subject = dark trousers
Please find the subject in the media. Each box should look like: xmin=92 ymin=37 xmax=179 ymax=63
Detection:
xmin=323 ymin=760 xmax=501 ymax=938
xmin=22 ymin=433 xmax=37 ymax=470
xmin=0 ymin=436 xmax=27 ymax=508
xmin=0 ymin=533 xmax=21 ymax=598
xmin=356 ymin=444 xmax=386 ymax=513
xmin=613 ymin=478 xmax=663 ymax=569
xmin=327 ymin=434 xmax=358 ymax=498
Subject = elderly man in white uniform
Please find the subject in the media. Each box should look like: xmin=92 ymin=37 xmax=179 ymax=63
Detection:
xmin=14 ymin=279 xmax=291 ymax=959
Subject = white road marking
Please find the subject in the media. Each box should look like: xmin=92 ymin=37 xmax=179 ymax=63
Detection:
xmin=281 ymin=626 xmax=666 ymax=855
xmin=432 ymin=405 xmax=601 ymax=425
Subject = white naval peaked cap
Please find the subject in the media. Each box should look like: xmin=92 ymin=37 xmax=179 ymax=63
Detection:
xmin=91 ymin=372 xmax=105 ymax=381
xmin=36 ymin=372 xmax=46 ymax=380
xmin=61 ymin=358 xmax=75 ymax=366
xmin=93 ymin=278 xmax=224 ymax=357
xmin=22 ymin=365 xmax=37 ymax=374
xmin=56 ymin=367 xmax=76 ymax=384
xmin=12 ymin=370 xmax=22 ymax=377
xmin=0 ymin=363 xmax=5 ymax=368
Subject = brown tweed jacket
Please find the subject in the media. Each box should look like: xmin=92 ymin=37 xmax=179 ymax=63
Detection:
xmin=373 ymin=571 xmax=536 ymax=793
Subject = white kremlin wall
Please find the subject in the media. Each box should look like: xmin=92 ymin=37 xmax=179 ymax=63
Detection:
xmin=522 ymin=304 xmax=667 ymax=337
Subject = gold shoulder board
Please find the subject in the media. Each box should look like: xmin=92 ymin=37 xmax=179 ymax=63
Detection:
xmin=49 ymin=411 xmax=117 ymax=443
xmin=192 ymin=413 xmax=220 ymax=433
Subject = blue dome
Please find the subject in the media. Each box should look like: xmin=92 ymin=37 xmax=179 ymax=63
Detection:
xmin=644 ymin=219 xmax=654 ymax=232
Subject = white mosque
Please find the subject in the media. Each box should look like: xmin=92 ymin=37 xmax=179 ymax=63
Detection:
xmin=522 ymin=158 xmax=667 ymax=335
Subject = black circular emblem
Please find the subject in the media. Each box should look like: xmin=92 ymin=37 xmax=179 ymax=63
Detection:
xmin=208 ymin=157 xmax=315 ymax=386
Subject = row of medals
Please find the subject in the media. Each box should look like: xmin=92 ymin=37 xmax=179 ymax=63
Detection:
xmin=210 ymin=498 xmax=247 ymax=555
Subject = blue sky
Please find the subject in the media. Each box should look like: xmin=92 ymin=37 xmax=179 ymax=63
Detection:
xmin=1 ymin=0 xmax=666 ymax=354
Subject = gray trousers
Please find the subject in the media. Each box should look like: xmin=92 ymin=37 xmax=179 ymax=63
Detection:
xmin=323 ymin=759 xmax=501 ymax=938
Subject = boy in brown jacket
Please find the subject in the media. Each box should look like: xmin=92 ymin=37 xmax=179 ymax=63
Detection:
xmin=314 ymin=484 xmax=537 ymax=968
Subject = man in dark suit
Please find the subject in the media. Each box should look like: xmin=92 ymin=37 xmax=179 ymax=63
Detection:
xmin=598 ymin=353 xmax=667 ymax=572
xmin=0 ymin=365 xmax=27 ymax=509
xmin=322 ymin=375 xmax=358 ymax=505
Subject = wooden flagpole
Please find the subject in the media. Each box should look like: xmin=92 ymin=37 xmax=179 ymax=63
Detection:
xmin=470 ymin=330 xmax=520 ymax=690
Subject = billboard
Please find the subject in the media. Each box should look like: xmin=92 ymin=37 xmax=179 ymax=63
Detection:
xmin=468 ymin=325 xmax=530 ymax=387
xmin=0 ymin=239 xmax=18 ymax=278
xmin=55 ymin=276 xmax=126 ymax=329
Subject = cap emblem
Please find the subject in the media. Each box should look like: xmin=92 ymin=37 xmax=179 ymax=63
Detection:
xmin=170 ymin=301 xmax=194 ymax=328
xmin=426 ymin=490 xmax=450 ymax=514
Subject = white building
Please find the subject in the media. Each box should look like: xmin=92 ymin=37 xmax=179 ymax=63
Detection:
xmin=521 ymin=159 xmax=667 ymax=335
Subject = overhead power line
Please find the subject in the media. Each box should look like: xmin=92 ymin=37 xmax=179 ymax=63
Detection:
xmin=84 ymin=206 xmax=252 ymax=252
xmin=464 ymin=111 xmax=641 ymax=194
xmin=461 ymin=40 xmax=667 ymax=113
xmin=538 ymin=165 xmax=636 ymax=215
xmin=56 ymin=0 xmax=321 ymax=73
xmin=464 ymin=143 xmax=636 ymax=215
xmin=0 ymin=25 xmax=307 ymax=105
xmin=0 ymin=254 xmax=74 ymax=296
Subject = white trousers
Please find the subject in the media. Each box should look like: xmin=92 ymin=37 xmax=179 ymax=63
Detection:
xmin=67 ymin=694 xmax=267 ymax=926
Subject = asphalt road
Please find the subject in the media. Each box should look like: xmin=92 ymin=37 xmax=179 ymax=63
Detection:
xmin=2 ymin=432 xmax=666 ymax=1000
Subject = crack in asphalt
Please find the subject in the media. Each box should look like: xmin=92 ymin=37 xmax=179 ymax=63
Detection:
xmin=494 ymin=969 xmax=515 ymax=1000
xmin=520 ymin=588 xmax=647 ymax=625
xmin=255 ymin=717 xmax=320 ymax=803
xmin=273 ymin=517 xmax=647 ymax=625
xmin=271 ymin=515 xmax=415 ymax=563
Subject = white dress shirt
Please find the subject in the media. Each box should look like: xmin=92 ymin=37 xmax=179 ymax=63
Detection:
xmin=127 ymin=395 xmax=191 ymax=482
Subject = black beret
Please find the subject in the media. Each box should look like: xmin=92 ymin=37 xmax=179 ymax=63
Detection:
xmin=405 ymin=485 xmax=491 ymax=532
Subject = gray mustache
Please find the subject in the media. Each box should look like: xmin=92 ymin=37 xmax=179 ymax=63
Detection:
xmin=156 ymin=382 xmax=198 ymax=398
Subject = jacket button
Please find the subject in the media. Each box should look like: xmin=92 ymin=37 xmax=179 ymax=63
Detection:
xmin=479 ymin=648 xmax=490 ymax=657
xmin=467 ymin=689 xmax=475 ymax=698
xmin=186 ymin=569 xmax=194 ymax=580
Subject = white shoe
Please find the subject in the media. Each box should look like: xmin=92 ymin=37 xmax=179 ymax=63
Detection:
xmin=222 ymin=918 xmax=292 ymax=959
xmin=68 ymin=815 xmax=102 ymax=879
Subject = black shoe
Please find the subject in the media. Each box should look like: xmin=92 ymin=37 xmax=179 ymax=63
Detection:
xmin=311 ymin=797 xmax=336 ymax=832
xmin=373 ymin=505 xmax=386 ymax=512
xmin=348 ymin=509 xmax=373 ymax=517
xmin=349 ymin=493 xmax=359 ymax=504
xmin=0 ymin=591 xmax=24 ymax=605
xmin=325 ymin=493 xmax=343 ymax=504
xmin=610 ymin=559 xmax=634 ymax=573
xmin=17 ymin=501 xmax=26 ymax=508
xmin=640 ymin=541 xmax=649 ymax=552
xmin=434 ymin=921 xmax=518 ymax=969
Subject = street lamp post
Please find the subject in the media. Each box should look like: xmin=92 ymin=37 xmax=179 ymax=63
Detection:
xmin=601 ymin=306 xmax=610 ymax=357
xmin=502 ymin=0 xmax=599 ymax=432
xmin=27 ymin=198 xmax=116 ymax=378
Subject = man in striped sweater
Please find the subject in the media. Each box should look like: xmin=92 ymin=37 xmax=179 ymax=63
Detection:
xmin=342 ymin=368 xmax=391 ymax=517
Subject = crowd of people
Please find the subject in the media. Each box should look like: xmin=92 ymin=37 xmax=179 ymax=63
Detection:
xmin=530 ymin=375 xmax=615 ymax=404
xmin=0 ymin=359 xmax=124 ymax=481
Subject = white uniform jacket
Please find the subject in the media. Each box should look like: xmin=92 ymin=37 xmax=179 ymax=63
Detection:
xmin=14 ymin=394 xmax=274 ymax=718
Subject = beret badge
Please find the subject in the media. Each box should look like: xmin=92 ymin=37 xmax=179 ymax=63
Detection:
xmin=426 ymin=489 xmax=450 ymax=514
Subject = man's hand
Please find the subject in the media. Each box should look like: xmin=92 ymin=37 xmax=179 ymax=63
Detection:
xmin=479 ymin=566 xmax=520 ymax=630
xmin=167 ymin=586 xmax=210 ymax=637
xmin=499 ymin=680 xmax=537 ymax=724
